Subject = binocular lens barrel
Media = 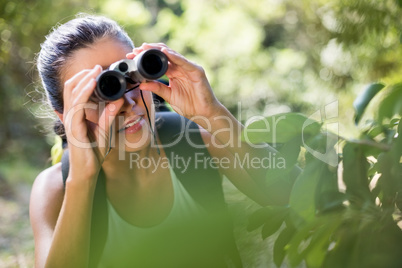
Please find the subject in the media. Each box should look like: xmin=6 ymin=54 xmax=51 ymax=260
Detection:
xmin=140 ymin=53 xmax=166 ymax=79
xmin=95 ymin=71 xmax=126 ymax=101
xmin=93 ymin=49 xmax=168 ymax=102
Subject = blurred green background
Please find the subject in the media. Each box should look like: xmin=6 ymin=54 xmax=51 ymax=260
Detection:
xmin=0 ymin=0 xmax=401 ymax=266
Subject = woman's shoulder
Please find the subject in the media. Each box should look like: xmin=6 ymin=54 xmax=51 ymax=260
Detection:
xmin=30 ymin=163 xmax=64 ymax=204
xmin=30 ymin=163 xmax=64 ymax=227
xmin=30 ymin=163 xmax=65 ymax=258
xmin=33 ymin=162 xmax=63 ymax=187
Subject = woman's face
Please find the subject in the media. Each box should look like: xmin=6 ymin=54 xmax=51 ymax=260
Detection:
xmin=61 ymin=37 xmax=154 ymax=153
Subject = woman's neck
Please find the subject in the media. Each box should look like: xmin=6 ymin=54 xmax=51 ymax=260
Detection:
xmin=100 ymin=144 xmax=165 ymax=184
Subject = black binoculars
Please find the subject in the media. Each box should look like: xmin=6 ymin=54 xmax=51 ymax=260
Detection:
xmin=92 ymin=49 xmax=168 ymax=102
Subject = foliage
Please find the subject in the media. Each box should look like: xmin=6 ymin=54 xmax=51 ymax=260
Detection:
xmin=245 ymin=82 xmax=402 ymax=267
xmin=1 ymin=0 xmax=402 ymax=265
xmin=2 ymin=0 xmax=402 ymax=174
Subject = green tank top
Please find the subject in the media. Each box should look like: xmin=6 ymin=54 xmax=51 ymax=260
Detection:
xmin=97 ymin=167 xmax=227 ymax=267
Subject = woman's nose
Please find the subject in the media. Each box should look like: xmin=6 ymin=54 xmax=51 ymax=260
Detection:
xmin=119 ymin=94 xmax=136 ymax=113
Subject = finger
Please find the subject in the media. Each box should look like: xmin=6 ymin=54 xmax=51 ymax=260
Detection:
xmin=126 ymin=43 xmax=148 ymax=59
xmin=94 ymin=98 xmax=124 ymax=150
xmin=126 ymin=49 xmax=143 ymax=59
xmin=98 ymin=98 xmax=125 ymax=132
xmin=64 ymin=102 xmax=96 ymax=143
xmin=141 ymin=43 xmax=168 ymax=50
xmin=63 ymin=69 xmax=92 ymax=102
xmin=88 ymin=99 xmax=122 ymax=149
xmin=63 ymin=66 xmax=102 ymax=108
xmin=74 ymin=78 xmax=97 ymax=106
xmin=141 ymin=44 xmax=200 ymax=74
xmin=139 ymin=81 xmax=171 ymax=104
xmin=126 ymin=43 xmax=169 ymax=59
xmin=161 ymin=47 xmax=198 ymax=71
xmin=72 ymin=65 xmax=102 ymax=98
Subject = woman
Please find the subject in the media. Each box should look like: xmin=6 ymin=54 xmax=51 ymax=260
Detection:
xmin=30 ymin=14 xmax=278 ymax=268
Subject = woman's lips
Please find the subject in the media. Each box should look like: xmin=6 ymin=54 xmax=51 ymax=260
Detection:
xmin=118 ymin=116 xmax=144 ymax=133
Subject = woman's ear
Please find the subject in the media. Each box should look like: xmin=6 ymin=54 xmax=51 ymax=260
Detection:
xmin=55 ymin=111 xmax=63 ymax=123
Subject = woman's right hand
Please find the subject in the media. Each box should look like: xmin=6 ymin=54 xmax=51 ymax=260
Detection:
xmin=62 ymin=65 xmax=124 ymax=180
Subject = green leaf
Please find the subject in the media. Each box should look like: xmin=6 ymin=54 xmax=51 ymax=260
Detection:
xmin=242 ymin=113 xmax=321 ymax=144
xmin=277 ymin=136 xmax=302 ymax=167
xmin=247 ymin=206 xmax=288 ymax=232
xmin=396 ymin=191 xmax=402 ymax=212
xmin=289 ymin=159 xmax=325 ymax=225
xmin=286 ymin=215 xmax=341 ymax=267
xmin=393 ymin=119 xmax=402 ymax=176
xmin=261 ymin=210 xmax=288 ymax=239
xmin=390 ymin=118 xmax=400 ymax=127
xmin=264 ymin=136 xmax=302 ymax=186
xmin=377 ymin=152 xmax=396 ymax=202
xmin=273 ymin=226 xmax=296 ymax=267
xmin=376 ymin=83 xmax=402 ymax=121
xmin=315 ymin=163 xmax=345 ymax=214
xmin=376 ymin=121 xmax=402 ymax=207
xmin=287 ymin=219 xmax=318 ymax=266
xmin=247 ymin=207 xmax=272 ymax=232
xmin=342 ymin=143 xmax=373 ymax=205
xmin=303 ymin=132 xmax=339 ymax=167
xmin=316 ymin=190 xmax=346 ymax=214
xmin=353 ymin=83 xmax=385 ymax=125
xmin=323 ymin=229 xmax=358 ymax=267
xmin=304 ymin=217 xmax=342 ymax=268
xmin=366 ymin=124 xmax=384 ymax=138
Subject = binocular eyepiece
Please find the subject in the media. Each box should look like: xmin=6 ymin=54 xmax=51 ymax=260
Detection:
xmin=92 ymin=49 xmax=168 ymax=102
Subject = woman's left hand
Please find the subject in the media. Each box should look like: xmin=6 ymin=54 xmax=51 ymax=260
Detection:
xmin=126 ymin=43 xmax=223 ymax=121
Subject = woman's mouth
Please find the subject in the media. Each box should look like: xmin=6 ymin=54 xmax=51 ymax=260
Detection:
xmin=118 ymin=116 xmax=144 ymax=133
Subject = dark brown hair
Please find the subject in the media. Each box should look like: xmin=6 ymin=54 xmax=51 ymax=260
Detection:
xmin=37 ymin=14 xmax=134 ymax=144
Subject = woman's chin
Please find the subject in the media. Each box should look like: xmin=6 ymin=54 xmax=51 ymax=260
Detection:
xmin=122 ymin=132 xmax=153 ymax=153
xmin=123 ymin=141 xmax=152 ymax=152
xmin=113 ymin=120 xmax=152 ymax=152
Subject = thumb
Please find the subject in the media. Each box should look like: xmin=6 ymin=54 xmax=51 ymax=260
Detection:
xmin=140 ymin=81 xmax=171 ymax=104
xmin=99 ymin=98 xmax=124 ymax=131
xmin=95 ymin=99 xmax=124 ymax=149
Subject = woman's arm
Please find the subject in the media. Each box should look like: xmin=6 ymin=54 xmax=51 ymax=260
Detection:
xmin=30 ymin=164 xmax=63 ymax=268
xmin=198 ymin=123 xmax=293 ymax=206
xmin=131 ymin=43 xmax=291 ymax=206
xmin=29 ymin=164 xmax=97 ymax=268
xmin=30 ymin=66 xmax=124 ymax=267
